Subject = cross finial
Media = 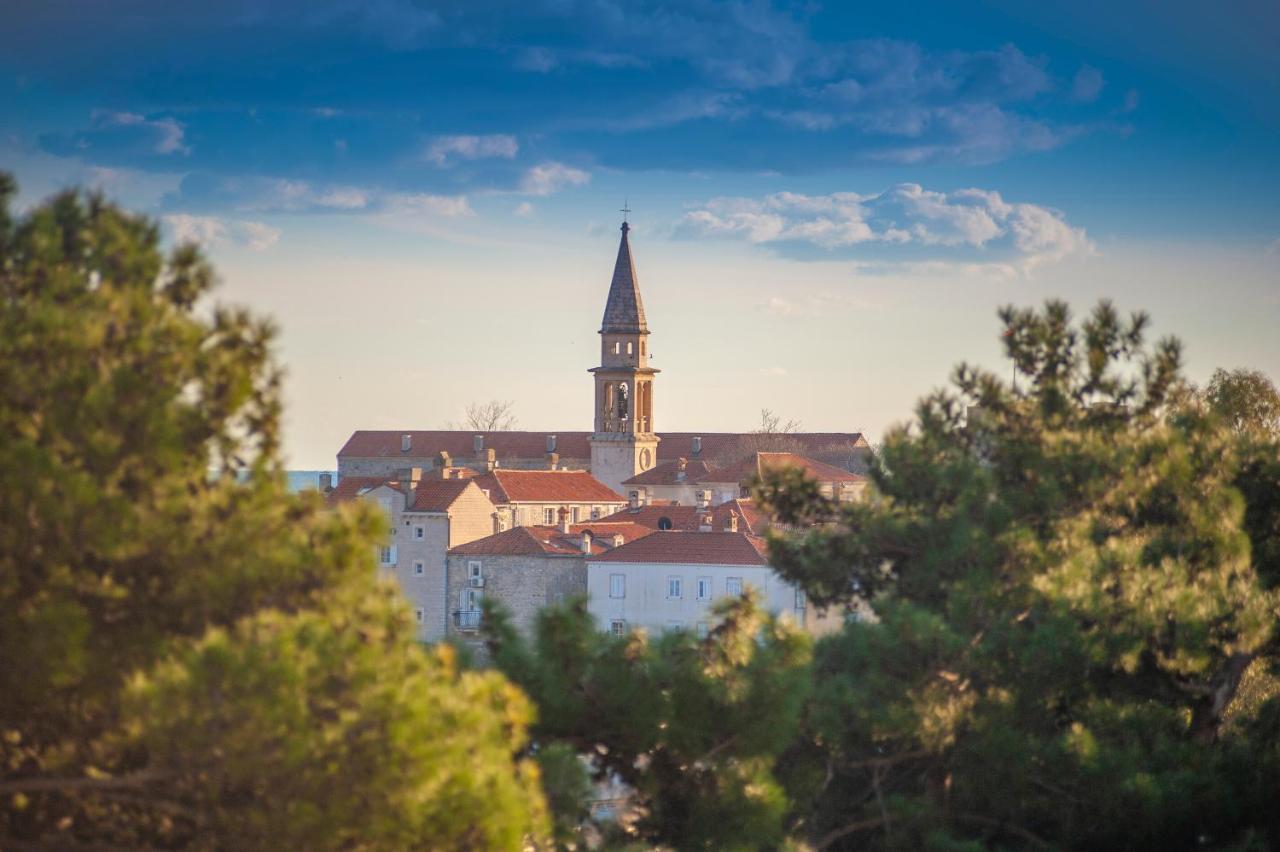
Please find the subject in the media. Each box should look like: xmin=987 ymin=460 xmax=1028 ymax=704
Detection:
xmin=620 ymin=199 xmax=631 ymax=225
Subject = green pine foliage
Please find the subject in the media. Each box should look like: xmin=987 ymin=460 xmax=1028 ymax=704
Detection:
xmin=757 ymin=301 xmax=1280 ymax=849
xmin=0 ymin=177 xmax=549 ymax=849
xmin=483 ymin=592 xmax=812 ymax=849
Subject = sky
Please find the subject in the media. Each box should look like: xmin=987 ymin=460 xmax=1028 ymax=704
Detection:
xmin=2 ymin=0 xmax=1278 ymax=468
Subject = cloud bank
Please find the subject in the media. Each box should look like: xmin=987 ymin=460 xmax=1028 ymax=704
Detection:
xmin=682 ymin=183 xmax=1093 ymax=274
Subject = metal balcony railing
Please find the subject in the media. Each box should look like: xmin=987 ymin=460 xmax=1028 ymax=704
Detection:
xmin=453 ymin=610 xmax=483 ymax=630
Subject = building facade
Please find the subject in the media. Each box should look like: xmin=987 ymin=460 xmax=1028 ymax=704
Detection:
xmin=470 ymin=468 xmax=628 ymax=531
xmin=586 ymin=525 xmax=843 ymax=638
xmin=327 ymin=470 xmax=497 ymax=641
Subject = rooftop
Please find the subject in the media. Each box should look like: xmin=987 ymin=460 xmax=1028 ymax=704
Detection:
xmin=588 ymin=530 xmax=771 ymax=566
xmin=449 ymin=521 xmax=653 ymax=557
xmin=471 ymin=469 xmax=625 ymax=504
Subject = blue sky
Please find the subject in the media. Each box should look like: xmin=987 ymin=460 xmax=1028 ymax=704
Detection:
xmin=3 ymin=1 xmax=1278 ymax=466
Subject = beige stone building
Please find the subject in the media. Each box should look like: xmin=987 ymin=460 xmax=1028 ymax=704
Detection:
xmin=620 ymin=451 xmax=868 ymax=507
xmin=469 ymin=468 xmax=628 ymax=530
xmin=327 ymin=469 xmax=497 ymax=642
xmin=445 ymin=518 xmax=652 ymax=646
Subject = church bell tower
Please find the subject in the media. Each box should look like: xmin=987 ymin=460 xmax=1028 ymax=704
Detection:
xmin=589 ymin=220 xmax=659 ymax=495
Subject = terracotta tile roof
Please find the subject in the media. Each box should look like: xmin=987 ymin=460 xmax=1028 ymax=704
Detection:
xmin=325 ymin=476 xmax=490 ymax=513
xmin=697 ymin=451 xmax=867 ymax=485
xmin=622 ymin=457 xmax=717 ymax=486
xmin=449 ymin=522 xmax=653 ymax=557
xmin=410 ymin=479 xmax=488 ymax=512
xmin=589 ymin=531 xmax=771 ymax=566
xmin=470 ymin=469 xmax=624 ymax=504
xmin=337 ymin=431 xmax=866 ymax=463
xmin=325 ymin=476 xmax=396 ymax=506
xmin=597 ymin=499 xmax=770 ymax=535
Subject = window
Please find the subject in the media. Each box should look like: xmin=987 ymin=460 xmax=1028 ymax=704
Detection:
xmin=609 ymin=574 xmax=626 ymax=599
xmin=413 ymin=561 xmax=425 ymax=577
xmin=726 ymin=577 xmax=743 ymax=597
xmin=610 ymin=619 xmax=626 ymax=636
xmin=667 ymin=576 xmax=683 ymax=600
xmin=414 ymin=607 xmax=425 ymax=624
xmin=794 ymin=588 xmax=807 ymax=611
xmin=696 ymin=577 xmax=712 ymax=600
xmin=696 ymin=622 xmax=709 ymax=638
xmin=665 ymin=621 xmax=681 ymax=632
xmin=658 ymin=516 xmax=674 ymax=531
xmin=613 ymin=340 xmax=620 ymax=354
xmin=378 ymin=545 xmax=397 ymax=566
xmin=627 ymin=341 xmax=633 ymax=355
xmin=591 ymin=506 xmax=602 ymax=519
xmin=544 ymin=507 xmax=556 ymax=525
xmin=414 ymin=525 xmax=424 ymax=540
xmin=572 ymin=506 xmax=581 ymax=523
xmin=468 ymin=561 xmax=483 ymax=588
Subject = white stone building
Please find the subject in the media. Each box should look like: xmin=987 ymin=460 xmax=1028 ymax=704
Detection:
xmin=586 ymin=520 xmax=843 ymax=638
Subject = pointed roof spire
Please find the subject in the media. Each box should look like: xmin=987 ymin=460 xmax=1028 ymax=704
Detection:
xmin=600 ymin=218 xmax=648 ymax=334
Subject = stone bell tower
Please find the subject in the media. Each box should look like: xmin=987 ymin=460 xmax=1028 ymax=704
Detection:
xmin=589 ymin=220 xmax=659 ymax=495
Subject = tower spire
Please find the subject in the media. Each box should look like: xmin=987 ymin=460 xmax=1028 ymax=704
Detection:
xmin=600 ymin=215 xmax=647 ymax=333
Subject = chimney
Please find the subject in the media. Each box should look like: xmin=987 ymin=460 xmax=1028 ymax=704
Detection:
xmin=558 ymin=506 xmax=571 ymax=534
xmin=473 ymin=434 xmax=484 ymax=455
xmin=546 ymin=434 xmax=557 ymax=453
xmin=401 ymin=434 xmax=412 ymax=453
xmin=612 ymin=533 xmax=624 ymax=547
xmin=546 ymin=451 xmax=560 ymax=471
xmin=629 ymin=491 xmax=641 ymax=510
xmin=483 ymin=448 xmax=497 ymax=472
xmin=699 ymin=513 xmax=713 ymax=532
xmin=580 ymin=530 xmax=592 ymax=554
xmin=319 ymin=473 xmax=333 ymax=493
xmin=676 ymin=457 xmax=688 ymax=482
xmin=691 ymin=436 xmax=702 ymax=457
xmin=437 ymin=450 xmax=451 ymax=472
xmin=696 ymin=491 xmax=709 ymax=510
xmin=398 ymin=467 xmax=422 ymax=504
xmin=724 ymin=511 xmax=739 ymax=533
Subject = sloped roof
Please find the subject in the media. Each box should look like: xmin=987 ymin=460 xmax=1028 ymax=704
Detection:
xmin=326 ymin=476 xmax=488 ymax=513
xmin=597 ymin=498 xmax=769 ymax=535
xmin=623 ymin=457 xmax=717 ymax=486
xmin=338 ymin=431 xmax=866 ymax=463
xmin=601 ymin=222 xmax=647 ymax=334
xmin=471 ymin=469 xmax=625 ymax=504
xmin=698 ymin=451 xmax=867 ymax=485
xmin=449 ymin=521 xmax=652 ymax=557
xmin=589 ymin=530 xmax=771 ymax=566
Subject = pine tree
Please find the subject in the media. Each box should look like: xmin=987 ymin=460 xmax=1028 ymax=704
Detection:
xmin=758 ymin=301 xmax=1280 ymax=849
xmin=0 ymin=177 xmax=549 ymax=849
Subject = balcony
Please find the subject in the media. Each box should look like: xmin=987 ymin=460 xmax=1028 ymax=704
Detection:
xmin=453 ymin=609 xmax=483 ymax=631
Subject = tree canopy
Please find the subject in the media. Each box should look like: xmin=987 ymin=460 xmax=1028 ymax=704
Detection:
xmin=755 ymin=300 xmax=1280 ymax=849
xmin=0 ymin=176 xmax=548 ymax=849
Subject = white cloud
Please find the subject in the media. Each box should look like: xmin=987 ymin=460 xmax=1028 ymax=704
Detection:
xmin=384 ymin=192 xmax=473 ymax=217
xmin=514 ymin=201 xmax=535 ymax=217
xmin=684 ymin=183 xmax=1093 ymax=275
xmin=520 ymin=162 xmax=591 ymax=196
xmin=424 ymin=134 xmax=519 ymax=166
xmin=1071 ymin=66 xmax=1105 ymax=102
xmin=85 ymin=110 xmax=190 ymax=155
xmin=164 ymin=214 xmax=280 ymax=251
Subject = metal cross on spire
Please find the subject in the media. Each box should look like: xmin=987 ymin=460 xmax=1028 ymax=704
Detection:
xmin=620 ymin=199 xmax=631 ymax=224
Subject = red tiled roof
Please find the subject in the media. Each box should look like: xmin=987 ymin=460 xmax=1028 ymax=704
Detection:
xmin=622 ymin=457 xmax=717 ymax=486
xmin=337 ymin=431 xmax=866 ymax=463
xmin=449 ymin=521 xmax=653 ymax=557
xmin=697 ymin=451 xmax=867 ymax=485
xmin=410 ymin=479 xmax=488 ymax=512
xmin=589 ymin=531 xmax=771 ymax=566
xmin=325 ymin=476 xmax=489 ymax=513
xmin=597 ymin=499 xmax=770 ymax=535
xmin=325 ymin=476 xmax=396 ymax=506
xmin=470 ymin=469 xmax=624 ymax=504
